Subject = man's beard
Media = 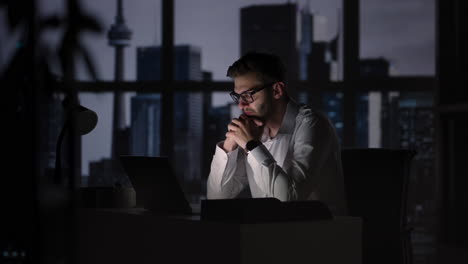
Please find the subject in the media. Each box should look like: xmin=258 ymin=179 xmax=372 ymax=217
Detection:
xmin=244 ymin=96 xmax=273 ymax=122
xmin=244 ymin=108 xmax=268 ymax=123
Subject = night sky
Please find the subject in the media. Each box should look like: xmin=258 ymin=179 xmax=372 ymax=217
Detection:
xmin=15 ymin=0 xmax=435 ymax=81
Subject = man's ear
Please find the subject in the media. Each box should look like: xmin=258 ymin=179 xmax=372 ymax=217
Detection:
xmin=272 ymin=82 xmax=285 ymax=99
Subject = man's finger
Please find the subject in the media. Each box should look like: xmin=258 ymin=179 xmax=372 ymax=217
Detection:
xmin=225 ymin=131 xmax=234 ymax=138
xmin=231 ymin=118 xmax=245 ymax=127
xmin=251 ymin=118 xmax=263 ymax=127
xmin=240 ymin=114 xmax=263 ymax=127
xmin=239 ymin=114 xmax=263 ymax=126
xmin=227 ymin=123 xmax=238 ymax=132
xmin=246 ymin=117 xmax=263 ymax=127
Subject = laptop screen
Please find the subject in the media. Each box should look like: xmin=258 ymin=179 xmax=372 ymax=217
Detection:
xmin=119 ymin=155 xmax=192 ymax=215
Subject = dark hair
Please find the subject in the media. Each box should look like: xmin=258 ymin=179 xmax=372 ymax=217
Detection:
xmin=226 ymin=52 xmax=286 ymax=84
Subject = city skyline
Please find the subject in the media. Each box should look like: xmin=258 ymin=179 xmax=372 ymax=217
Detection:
xmin=78 ymin=0 xmax=434 ymax=176
xmin=1 ymin=0 xmax=434 ymax=80
xmin=0 ymin=0 xmax=436 ymax=176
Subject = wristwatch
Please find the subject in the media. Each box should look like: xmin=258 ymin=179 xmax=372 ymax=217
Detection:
xmin=246 ymin=139 xmax=262 ymax=152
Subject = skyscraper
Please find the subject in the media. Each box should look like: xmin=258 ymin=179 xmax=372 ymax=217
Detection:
xmin=134 ymin=45 xmax=204 ymax=202
xmin=308 ymin=41 xmax=331 ymax=81
xmin=241 ymin=3 xmax=337 ymax=100
xmin=299 ymin=7 xmax=313 ymax=81
xmin=241 ymin=3 xmax=299 ymax=83
xmin=359 ymin=58 xmax=391 ymax=148
xmin=130 ymin=94 xmax=162 ymax=157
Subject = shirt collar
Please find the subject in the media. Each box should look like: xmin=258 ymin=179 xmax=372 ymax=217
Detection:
xmin=278 ymin=99 xmax=299 ymax=135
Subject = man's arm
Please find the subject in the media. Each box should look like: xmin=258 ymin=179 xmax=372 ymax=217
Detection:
xmin=247 ymin=113 xmax=337 ymax=202
xmin=206 ymin=117 xmax=252 ymax=199
xmin=206 ymin=141 xmax=248 ymax=199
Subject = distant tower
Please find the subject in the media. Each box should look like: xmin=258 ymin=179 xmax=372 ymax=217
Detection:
xmin=87 ymin=0 xmax=133 ymax=188
xmin=108 ymin=0 xmax=132 ymax=159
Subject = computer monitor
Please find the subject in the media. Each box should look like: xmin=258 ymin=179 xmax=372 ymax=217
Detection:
xmin=119 ymin=155 xmax=192 ymax=215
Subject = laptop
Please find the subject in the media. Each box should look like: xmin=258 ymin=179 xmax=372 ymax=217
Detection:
xmin=119 ymin=155 xmax=193 ymax=215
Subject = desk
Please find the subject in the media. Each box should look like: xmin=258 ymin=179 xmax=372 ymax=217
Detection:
xmin=78 ymin=208 xmax=361 ymax=264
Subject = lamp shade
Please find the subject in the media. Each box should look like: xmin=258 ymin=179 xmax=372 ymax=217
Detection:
xmin=74 ymin=105 xmax=98 ymax=135
xmin=54 ymin=99 xmax=98 ymax=184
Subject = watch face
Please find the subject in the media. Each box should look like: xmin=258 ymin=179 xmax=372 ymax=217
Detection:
xmin=247 ymin=140 xmax=260 ymax=151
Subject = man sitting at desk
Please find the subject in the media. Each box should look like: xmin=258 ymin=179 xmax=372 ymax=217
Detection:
xmin=207 ymin=52 xmax=347 ymax=215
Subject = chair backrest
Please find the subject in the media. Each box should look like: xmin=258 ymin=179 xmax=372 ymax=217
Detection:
xmin=341 ymin=148 xmax=416 ymax=264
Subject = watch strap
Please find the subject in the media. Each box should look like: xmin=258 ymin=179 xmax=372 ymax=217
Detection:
xmin=246 ymin=139 xmax=262 ymax=152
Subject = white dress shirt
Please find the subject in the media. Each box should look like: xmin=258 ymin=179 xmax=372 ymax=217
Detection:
xmin=207 ymin=100 xmax=347 ymax=215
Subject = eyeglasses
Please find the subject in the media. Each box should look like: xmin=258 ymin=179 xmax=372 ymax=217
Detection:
xmin=229 ymin=82 xmax=274 ymax=104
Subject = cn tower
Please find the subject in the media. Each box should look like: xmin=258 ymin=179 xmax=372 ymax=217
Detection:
xmin=108 ymin=0 xmax=132 ymax=159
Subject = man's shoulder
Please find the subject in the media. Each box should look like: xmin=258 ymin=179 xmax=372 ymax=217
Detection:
xmin=296 ymin=104 xmax=330 ymax=124
xmin=294 ymin=104 xmax=339 ymax=142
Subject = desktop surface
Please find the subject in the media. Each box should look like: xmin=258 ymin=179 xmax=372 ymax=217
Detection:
xmin=78 ymin=208 xmax=361 ymax=264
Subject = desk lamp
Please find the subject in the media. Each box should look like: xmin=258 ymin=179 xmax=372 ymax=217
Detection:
xmin=54 ymin=97 xmax=98 ymax=184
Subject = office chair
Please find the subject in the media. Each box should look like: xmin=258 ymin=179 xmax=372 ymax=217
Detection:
xmin=341 ymin=148 xmax=416 ymax=264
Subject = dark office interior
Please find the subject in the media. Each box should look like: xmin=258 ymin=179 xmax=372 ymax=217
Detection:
xmin=1 ymin=0 xmax=467 ymax=263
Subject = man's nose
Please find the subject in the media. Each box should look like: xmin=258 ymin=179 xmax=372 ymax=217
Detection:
xmin=238 ymin=100 xmax=248 ymax=109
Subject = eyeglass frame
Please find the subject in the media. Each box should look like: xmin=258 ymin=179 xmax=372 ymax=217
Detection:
xmin=229 ymin=82 xmax=275 ymax=104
